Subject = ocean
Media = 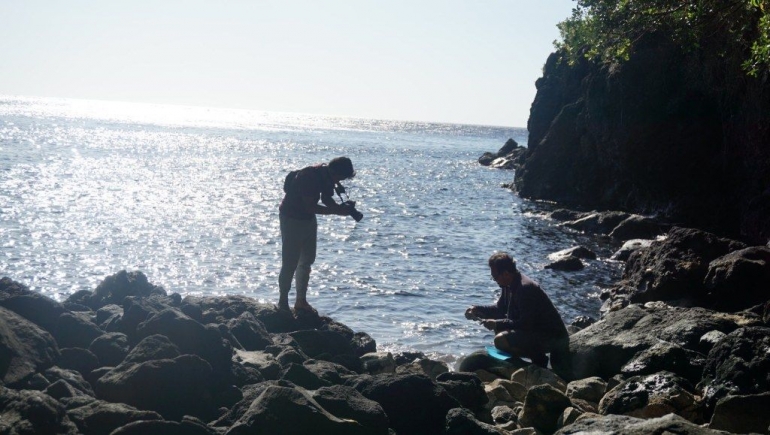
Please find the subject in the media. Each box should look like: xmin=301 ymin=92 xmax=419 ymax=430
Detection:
xmin=0 ymin=96 xmax=622 ymax=365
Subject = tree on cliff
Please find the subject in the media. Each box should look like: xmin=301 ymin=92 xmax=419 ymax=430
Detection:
xmin=556 ymin=0 xmax=770 ymax=76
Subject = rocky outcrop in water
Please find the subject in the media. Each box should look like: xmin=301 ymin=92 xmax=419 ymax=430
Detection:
xmin=479 ymin=138 xmax=528 ymax=170
xmin=514 ymin=33 xmax=770 ymax=245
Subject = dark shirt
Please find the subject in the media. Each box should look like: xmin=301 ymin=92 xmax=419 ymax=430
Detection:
xmin=475 ymin=273 xmax=568 ymax=338
xmin=279 ymin=164 xmax=335 ymax=220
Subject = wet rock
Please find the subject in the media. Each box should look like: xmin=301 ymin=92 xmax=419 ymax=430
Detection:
xmin=620 ymin=341 xmax=705 ymax=384
xmin=519 ymin=384 xmax=572 ymax=434
xmin=312 ymin=385 xmax=390 ymax=435
xmin=549 ymin=246 xmax=597 ymax=261
xmin=88 ymin=332 xmax=129 ymax=367
xmin=95 ymin=354 xmax=217 ymax=420
xmin=349 ymin=373 xmax=460 ymax=435
xmin=0 ymin=306 xmax=60 ymax=385
xmin=361 ymin=352 xmax=396 ymax=374
xmin=395 ymin=358 xmax=449 ymax=380
xmin=700 ymin=326 xmax=770 ymax=408
xmin=0 ymin=277 xmax=67 ymax=332
xmin=598 ymin=371 xmax=703 ymax=423
xmin=87 ymin=270 xmax=166 ymax=310
xmin=709 ymin=392 xmax=770 ymax=434
xmin=550 ymin=209 xmax=587 ymax=222
xmin=609 ymin=215 xmax=665 ymax=240
xmin=562 ymin=211 xmax=630 ymax=235
xmin=704 ymin=246 xmax=770 ymax=312
xmin=445 ymin=407 xmax=508 ymax=434
xmin=66 ymin=399 xmax=163 ymax=435
xmin=436 ymin=372 xmax=488 ymax=411
xmin=511 ymin=365 xmax=567 ymax=392
xmin=479 ymin=138 xmax=527 ymax=171
xmin=0 ymin=387 xmax=80 ymax=435
xmin=555 ymin=413 xmax=725 ymax=434
xmin=610 ymin=239 xmax=653 ymax=262
xmin=565 ymin=377 xmax=606 ymax=404
xmin=226 ymin=385 xmax=368 ymax=435
xmin=57 ymin=347 xmax=100 ymax=375
xmin=545 ymin=257 xmax=585 ymax=271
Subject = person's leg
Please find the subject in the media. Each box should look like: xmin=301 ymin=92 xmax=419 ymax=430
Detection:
xmin=294 ymin=217 xmax=317 ymax=311
xmin=494 ymin=330 xmax=549 ymax=368
xmin=278 ymin=215 xmax=304 ymax=310
xmin=545 ymin=335 xmax=572 ymax=379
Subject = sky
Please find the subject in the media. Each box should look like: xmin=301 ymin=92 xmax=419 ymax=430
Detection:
xmin=0 ymin=1 xmax=576 ymax=127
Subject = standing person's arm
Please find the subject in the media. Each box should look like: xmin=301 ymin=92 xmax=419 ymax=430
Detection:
xmin=302 ymin=195 xmax=348 ymax=216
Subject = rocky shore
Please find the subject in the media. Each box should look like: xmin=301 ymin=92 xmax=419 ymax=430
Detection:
xmin=2 ymin=219 xmax=769 ymax=435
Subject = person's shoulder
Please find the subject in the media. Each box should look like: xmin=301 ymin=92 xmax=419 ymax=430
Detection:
xmin=519 ymin=273 xmax=544 ymax=292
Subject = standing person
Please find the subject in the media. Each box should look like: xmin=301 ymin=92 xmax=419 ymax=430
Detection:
xmin=465 ymin=252 xmax=570 ymax=373
xmin=278 ymin=156 xmax=358 ymax=313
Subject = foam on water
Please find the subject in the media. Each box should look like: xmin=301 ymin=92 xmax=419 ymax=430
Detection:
xmin=0 ymin=96 xmax=622 ymax=363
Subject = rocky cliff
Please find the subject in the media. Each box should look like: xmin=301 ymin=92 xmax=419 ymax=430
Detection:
xmin=514 ymin=32 xmax=770 ymax=244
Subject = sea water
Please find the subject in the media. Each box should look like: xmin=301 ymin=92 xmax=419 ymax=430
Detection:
xmin=0 ymin=96 xmax=622 ymax=364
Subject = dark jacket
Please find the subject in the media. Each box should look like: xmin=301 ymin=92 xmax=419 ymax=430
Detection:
xmin=279 ymin=164 xmax=335 ymax=220
xmin=475 ymin=273 xmax=568 ymax=337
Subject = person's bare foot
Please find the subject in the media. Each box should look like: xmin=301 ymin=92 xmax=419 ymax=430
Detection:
xmin=276 ymin=297 xmax=290 ymax=312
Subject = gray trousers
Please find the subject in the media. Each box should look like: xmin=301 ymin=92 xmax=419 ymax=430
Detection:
xmin=278 ymin=214 xmax=317 ymax=301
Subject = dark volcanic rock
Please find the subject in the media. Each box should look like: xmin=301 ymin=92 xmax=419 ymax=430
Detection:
xmin=312 ymin=385 xmax=390 ymax=435
xmin=226 ymin=311 xmax=272 ymax=351
xmin=86 ymin=270 xmax=166 ymax=309
xmin=88 ymin=332 xmax=130 ymax=366
xmin=67 ymin=400 xmax=164 ymax=435
xmin=349 ymin=373 xmax=460 ymax=435
xmin=704 ymin=246 xmax=770 ymax=312
xmin=57 ymin=347 xmax=101 ymax=375
xmin=709 ymin=392 xmax=770 ymax=434
xmin=555 ymin=413 xmax=725 ymax=435
xmin=445 ymin=407 xmax=506 ymax=435
xmin=54 ymin=312 xmax=104 ymax=349
xmin=436 ymin=371 xmax=488 ymax=411
xmin=611 ymin=239 xmax=653 ymax=262
xmin=562 ymin=211 xmax=630 ymax=235
xmin=123 ymin=333 xmax=180 ymax=364
xmin=0 ymin=387 xmax=80 ymax=435
xmin=290 ymin=329 xmax=355 ymax=359
xmin=545 ymin=257 xmax=585 ymax=271
xmin=620 ymin=341 xmax=705 ymax=384
xmin=0 ymin=276 xmax=67 ymax=332
xmin=519 ymin=384 xmax=573 ymax=434
xmin=110 ymin=417 xmax=218 ymax=435
xmin=609 ymin=215 xmax=665 ymax=240
xmin=700 ymin=326 xmax=770 ymax=409
xmin=0 ymin=305 xmax=60 ymax=385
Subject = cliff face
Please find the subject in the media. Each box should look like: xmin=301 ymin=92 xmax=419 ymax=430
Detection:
xmin=515 ymin=33 xmax=770 ymax=244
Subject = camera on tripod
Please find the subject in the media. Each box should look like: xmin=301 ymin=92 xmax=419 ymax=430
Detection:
xmin=335 ymin=183 xmax=363 ymax=222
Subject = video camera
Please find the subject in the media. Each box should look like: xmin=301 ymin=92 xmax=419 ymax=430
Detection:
xmin=334 ymin=183 xmax=363 ymax=222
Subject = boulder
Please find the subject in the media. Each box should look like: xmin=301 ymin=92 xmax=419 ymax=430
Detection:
xmin=545 ymin=257 xmax=585 ymax=271
xmin=548 ymin=246 xmax=597 ymax=261
xmin=0 ymin=277 xmax=66 ymax=332
xmin=0 ymin=387 xmax=80 ymax=435
xmin=44 ymin=379 xmax=90 ymax=401
xmin=436 ymin=371 xmax=489 ymax=411
xmin=280 ymin=362 xmax=327 ymax=390
xmin=456 ymin=349 xmax=529 ymax=378
xmin=709 ymin=392 xmax=770 ymax=434
xmin=485 ymin=379 xmax=518 ymax=405
xmin=555 ymin=413 xmax=726 ymax=434
xmin=44 ymin=366 xmax=95 ymax=396
xmin=226 ymin=311 xmax=272 ymax=351
xmin=349 ymin=373 xmax=460 ymax=435
xmin=511 ymin=365 xmax=568 ymax=392
xmin=609 ymin=215 xmax=665 ymax=240
xmin=183 ymin=294 xmax=301 ymax=333
xmin=445 ymin=407 xmax=508 ymax=435
xmin=123 ymin=333 xmax=180 ymax=364
xmin=289 ymin=329 xmax=355 ymax=359
xmin=95 ymin=354 xmax=217 ymax=420
xmin=395 ymin=358 xmax=449 ymax=380
xmin=697 ymin=330 xmax=726 ymax=354
xmin=53 ymin=312 xmax=104 ymax=349
xmin=110 ymin=417 xmax=218 ymax=435
xmin=88 ymin=332 xmax=129 ymax=367
xmin=598 ymin=371 xmax=703 ymax=423
xmin=568 ymin=303 xmax=757 ymax=379
xmin=57 ymin=347 xmax=100 ymax=375
xmin=562 ymin=211 xmax=630 ymax=235
xmin=233 ymin=349 xmax=281 ymax=380
xmin=303 ymin=359 xmax=356 ymax=386
xmin=0 ymin=306 xmax=60 ymax=385
xmin=518 ymin=384 xmax=573 ymax=434
xmin=565 ymin=377 xmax=606 ymax=404
xmin=66 ymin=399 xmax=162 ymax=435
xmin=351 ymin=331 xmax=377 ymax=356
xmin=226 ymin=385 xmax=369 ymax=435
xmin=700 ymin=326 xmax=770 ymax=408
xmin=311 ymin=385 xmax=390 ymax=435
xmin=361 ymin=352 xmax=396 ymax=374
xmin=620 ymin=341 xmax=705 ymax=384
xmin=610 ymin=239 xmax=653 ymax=262
xmin=704 ymin=246 xmax=770 ymax=312
xmin=87 ymin=270 xmax=166 ymax=309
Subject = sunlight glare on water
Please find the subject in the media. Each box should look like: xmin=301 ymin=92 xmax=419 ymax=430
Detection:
xmin=0 ymin=96 xmax=622 ymax=363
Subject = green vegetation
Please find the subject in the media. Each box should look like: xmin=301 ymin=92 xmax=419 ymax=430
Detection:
xmin=556 ymin=0 xmax=770 ymax=75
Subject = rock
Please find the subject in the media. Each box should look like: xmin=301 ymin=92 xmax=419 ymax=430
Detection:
xmin=700 ymin=326 xmax=770 ymax=408
xmin=485 ymin=378 xmax=525 ymax=404
xmin=555 ymin=413 xmax=725 ymax=434
xmin=545 ymin=257 xmax=584 ymax=271
xmin=557 ymin=407 xmax=584 ymax=429
xmin=395 ymin=358 xmax=449 ymax=380
xmin=562 ymin=211 xmax=630 ymax=235
xmin=609 ymin=215 xmax=664 ymax=240
xmin=620 ymin=341 xmax=705 ymax=384
xmin=565 ymin=377 xmax=606 ymax=404
xmin=549 ymin=209 xmax=587 ymax=222
xmin=697 ymin=330 xmax=726 ymax=354
xmin=275 ymin=346 xmax=307 ymax=366
xmin=88 ymin=270 xmax=166 ymax=310
xmin=361 ymin=352 xmax=396 ymax=374
xmin=95 ymin=304 xmax=122 ymax=327
xmin=44 ymin=379 xmax=90 ymax=400
xmin=567 ymin=303 xmax=757 ymax=380
xmin=616 ymin=227 xmax=746 ymax=305
xmin=42 ymin=367 xmax=93 ymax=397
xmin=0 ymin=277 xmax=67 ymax=332
xmin=95 ymin=354 xmax=217 ymax=420
xmin=351 ymin=331 xmax=377 ymax=356
xmin=183 ymin=294 xmax=300 ymax=333
xmin=311 ymin=385 xmax=390 ymax=435
xmin=349 ymin=373 xmax=460 ymax=435
xmin=66 ymin=399 xmax=163 ymax=435
xmin=456 ymin=349 xmax=529 ymax=378
xmin=226 ymin=385 xmax=369 ymax=435
xmin=445 ymin=407 xmax=508 ymax=435
xmin=290 ymin=329 xmax=355 ymax=359
xmin=303 ymin=359 xmax=356 ymax=385
xmin=519 ymin=384 xmax=572 ymax=434
xmin=569 ymin=316 xmax=596 ymax=331
xmin=281 ymin=362 xmax=327 ymax=390
xmin=226 ymin=311 xmax=272 ymax=351
xmin=233 ymin=349 xmax=281 ymax=380
xmin=0 ymin=387 xmax=80 ymax=435
xmin=598 ymin=371 xmax=703 ymax=423
xmin=511 ymin=365 xmax=568 ymax=392
xmin=52 ymin=312 xmax=104 ymax=349
xmin=88 ymin=332 xmax=129 ymax=367
xmin=436 ymin=371 xmax=489 ymax=411
xmin=548 ymin=246 xmax=597 ymax=261
xmin=704 ymin=246 xmax=770 ymax=312
xmin=123 ymin=333 xmax=180 ymax=364
xmin=709 ymin=392 xmax=770 ymax=434
xmin=491 ymin=405 xmax=518 ymax=425
xmin=57 ymin=347 xmax=100 ymax=375
xmin=611 ymin=239 xmax=653 ymax=262
xmin=110 ymin=417 xmax=218 ymax=435
xmin=0 ymin=305 xmax=60 ymax=385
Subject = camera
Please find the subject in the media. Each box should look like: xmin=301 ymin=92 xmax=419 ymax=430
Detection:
xmin=342 ymin=200 xmax=364 ymax=222
xmin=335 ymin=183 xmax=363 ymax=222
